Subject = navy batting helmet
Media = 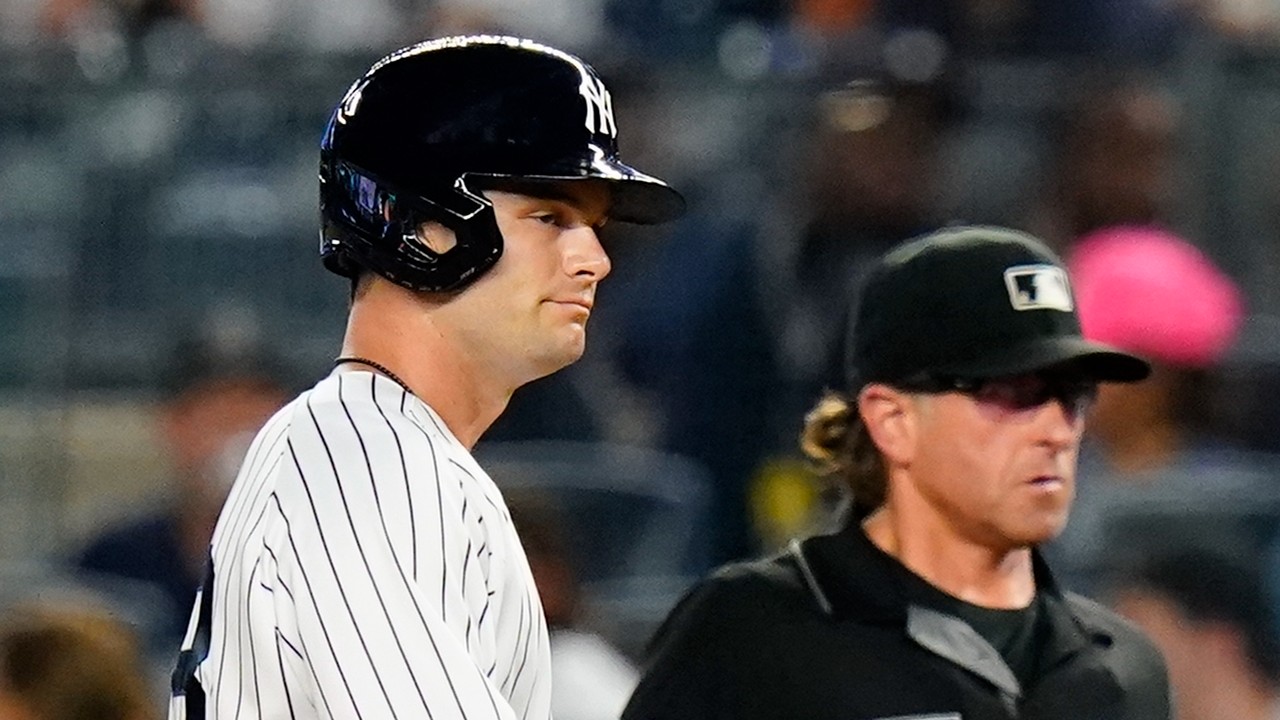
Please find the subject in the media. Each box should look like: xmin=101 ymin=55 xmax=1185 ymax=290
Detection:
xmin=319 ymin=35 xmax=685 ymax=293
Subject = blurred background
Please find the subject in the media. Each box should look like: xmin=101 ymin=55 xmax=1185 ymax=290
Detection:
xmin=3 ymin=1 xmax=1280 ymax=718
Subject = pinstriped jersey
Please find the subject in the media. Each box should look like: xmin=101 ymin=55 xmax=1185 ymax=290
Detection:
xmin=169 ymin=370 xmax=552 ymax=719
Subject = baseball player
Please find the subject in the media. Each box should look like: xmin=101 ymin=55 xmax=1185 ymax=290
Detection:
xmin=168 ymin=35 xmax=683 ymax=720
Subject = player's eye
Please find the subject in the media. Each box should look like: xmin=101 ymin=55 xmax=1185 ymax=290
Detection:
xmin=529 ymin=210 xmax=571 ymax=228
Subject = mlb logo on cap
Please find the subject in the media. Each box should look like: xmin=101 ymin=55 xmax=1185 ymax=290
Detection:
xmin=1004 ymin=265 xmax=1074 ymax=312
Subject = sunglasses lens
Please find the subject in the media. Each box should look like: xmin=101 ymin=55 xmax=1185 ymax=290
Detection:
xmin=1059 ymin=380 xmax=1099 ymax=413
xmin=964 ymin=375 xmax=1098 ymax=413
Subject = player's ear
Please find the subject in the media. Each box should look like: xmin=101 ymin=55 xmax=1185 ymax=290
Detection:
xmin=858 ymin=383 xmax=918 ymax=467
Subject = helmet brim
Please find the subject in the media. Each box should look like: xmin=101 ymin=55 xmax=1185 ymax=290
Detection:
xmin=585 ymin=155 xmax=686 ymax=225
xmin=470 ymin=156 xmax=686 ymax=226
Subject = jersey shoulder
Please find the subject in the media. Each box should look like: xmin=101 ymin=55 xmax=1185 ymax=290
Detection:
xmin=273 ymin=373 xmax=495 ymax=521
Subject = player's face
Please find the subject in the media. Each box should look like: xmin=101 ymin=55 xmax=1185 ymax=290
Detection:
xmin=452 ymin=180 xmax=612 ymax=383
xmin=901 ymin=372 xmax=1093 ymax=550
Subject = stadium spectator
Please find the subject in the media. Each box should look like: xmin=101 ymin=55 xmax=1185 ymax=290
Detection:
xmin=1111 ymin=546 xmax=1280 ymax=720
xmin=508 ymin=491 xmax=640 ymax=720
xmin=0 ymin=603 xmax=155 ymax=720
xmin=1048 ymin=224 xmax=1274 ymax=593
xmin=74 ymin=331 xmax=288 ymax=654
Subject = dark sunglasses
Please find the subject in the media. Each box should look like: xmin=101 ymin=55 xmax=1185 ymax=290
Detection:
xmin=898 ymin=372 xmax=1100 ymax=414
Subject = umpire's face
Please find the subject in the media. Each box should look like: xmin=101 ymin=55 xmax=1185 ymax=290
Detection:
xmin=430 ymin=179 xmax=613 ymax=385
xmin=866 ymin=372 xmax=1090 ymax=551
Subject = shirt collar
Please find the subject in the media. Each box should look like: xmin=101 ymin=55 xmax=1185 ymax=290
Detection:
xmin=793 ymin=513 xmax=1110 ymax=659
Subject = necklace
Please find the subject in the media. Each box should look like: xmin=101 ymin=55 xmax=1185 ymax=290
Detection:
xmin=333 ymin=356 xmax=413 ymax=394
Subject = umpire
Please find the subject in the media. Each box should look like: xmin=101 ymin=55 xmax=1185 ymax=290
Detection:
xmin=623 ymin=226 xmax=1170 ymax=719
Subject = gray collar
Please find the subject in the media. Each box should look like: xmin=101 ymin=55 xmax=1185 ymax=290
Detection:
xmin=792 ymin=537 xmax=1023 ymax=698
xmin=907 ymin=605 xmax=1022 ymax=700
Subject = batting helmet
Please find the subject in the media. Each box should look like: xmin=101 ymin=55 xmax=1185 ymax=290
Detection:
xmin=319 ymin=35 xmax=686 ymax=293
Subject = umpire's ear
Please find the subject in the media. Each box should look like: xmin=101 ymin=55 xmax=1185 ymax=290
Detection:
xmin=857 ymin=383 xmax=917 ymax=468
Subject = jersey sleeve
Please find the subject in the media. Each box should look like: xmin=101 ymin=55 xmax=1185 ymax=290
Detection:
xmin=271 ymin=377 xmax=516 ymax=720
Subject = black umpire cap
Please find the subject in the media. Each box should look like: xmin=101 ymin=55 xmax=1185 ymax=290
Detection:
xmin=845 ymin=225 xmax=1152 ymax=390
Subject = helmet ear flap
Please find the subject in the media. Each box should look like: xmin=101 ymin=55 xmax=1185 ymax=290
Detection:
xmin=320 ymin=160 xmax=504 ymax=293
xmin=392 ymin=184 xmax=505 ymax=292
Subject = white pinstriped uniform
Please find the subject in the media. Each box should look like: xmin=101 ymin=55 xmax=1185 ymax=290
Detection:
xmin=170 ymin=370 xmax=551 ymax=719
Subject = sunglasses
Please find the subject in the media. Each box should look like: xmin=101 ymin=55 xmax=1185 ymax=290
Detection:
xmin=899 ymin=373 xmax=1100 ymax=415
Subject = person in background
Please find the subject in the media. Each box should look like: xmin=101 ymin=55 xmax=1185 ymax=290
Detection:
xmin=40 ymin=0 xmax=199 ymax=40
xmin=1070 ymin=225 xmax=1243 ymax=475
xmin=1110 ymin=546 xmax=1280 ymax=720
xmin=1027 ymin=77 xmax=1179 ymax=252
xmin=0 ymin=603 xmax=155 ymax=720
xmin=507 ymin=491 xmax=640 ymax=720
xmin=1049 ymin=224 xmax=1267 ymax=593
xmin=617 ymin=70 xmax=953 ymax=564
xmin=75 ymin=333 xmax=289 ymax=652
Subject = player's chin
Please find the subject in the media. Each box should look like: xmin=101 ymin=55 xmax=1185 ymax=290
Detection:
xmin=558 ymin=322 xmax=588 ymax=355
xmin=533 ymin=329 xmax=588 ymax=375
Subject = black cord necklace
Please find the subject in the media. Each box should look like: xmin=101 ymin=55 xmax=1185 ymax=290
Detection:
xmin=333 ymin=356 xmax=413 ymax=394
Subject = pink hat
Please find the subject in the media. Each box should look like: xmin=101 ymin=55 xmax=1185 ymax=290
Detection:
xmin=1068 ymin=225 xmax=1244 ymax=368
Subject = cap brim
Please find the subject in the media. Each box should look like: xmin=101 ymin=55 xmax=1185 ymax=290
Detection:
xmin=933 ymin=337 xmax=1152 ymax=383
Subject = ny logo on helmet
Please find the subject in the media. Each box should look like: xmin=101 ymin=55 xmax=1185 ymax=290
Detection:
xmin=579 ymin=75 xmax=616 ymax=137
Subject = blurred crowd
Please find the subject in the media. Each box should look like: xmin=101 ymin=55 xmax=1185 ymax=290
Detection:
xmin=3 ymin=0 xmax=1280 ymax=718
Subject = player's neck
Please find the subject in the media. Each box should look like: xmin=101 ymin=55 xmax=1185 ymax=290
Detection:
xmin=339 ymin=291 xmax=513 ymax=449
xmin=863 ymin=508 xmax=1036 ymax=609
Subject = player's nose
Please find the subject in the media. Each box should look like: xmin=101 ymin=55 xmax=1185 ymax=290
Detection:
xmin=565 ymin=226 xmax=611 ymax=282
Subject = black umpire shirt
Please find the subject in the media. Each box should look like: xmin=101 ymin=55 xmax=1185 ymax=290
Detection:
xmin=623 ymin=517 xmax=1170 ymax=720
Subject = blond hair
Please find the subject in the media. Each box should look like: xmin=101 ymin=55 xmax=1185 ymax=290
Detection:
xmin=800 ymin=390 xmax=887 ymax=517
